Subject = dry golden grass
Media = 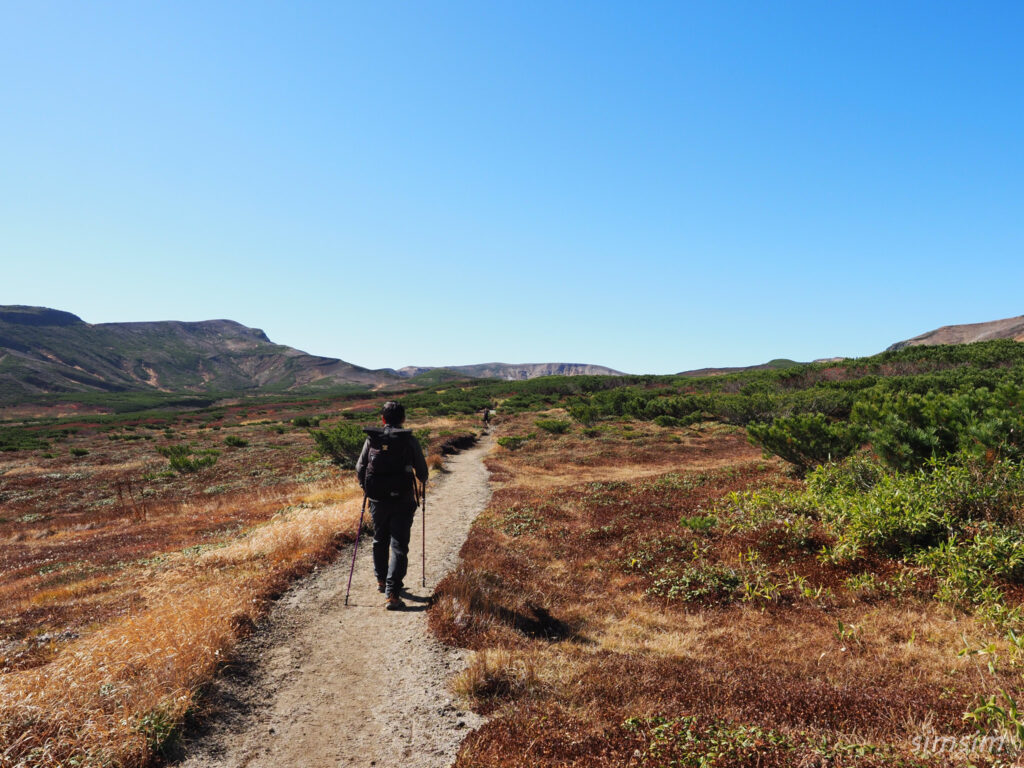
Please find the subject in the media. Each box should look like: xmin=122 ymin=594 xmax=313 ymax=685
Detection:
xmin=0 ymin=482 xmax=367 ymax=766
xmin=453 ymin=648 xmax=541 ymax=705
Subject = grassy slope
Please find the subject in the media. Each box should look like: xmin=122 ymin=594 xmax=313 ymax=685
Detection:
xmin=399 ymin=368 xmax=477 ymax=387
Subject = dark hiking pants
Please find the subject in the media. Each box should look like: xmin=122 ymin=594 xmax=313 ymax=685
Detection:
xmin=369 ymin=499 xmax=416 ymax=597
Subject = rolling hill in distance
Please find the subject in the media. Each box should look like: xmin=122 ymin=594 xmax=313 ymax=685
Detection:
xmin=682 ymin=314 xmax=1024 ymax=376
xmin=887 ymin=314 xmax=1024 ymax=351
xmin=676 ymin=358 xmax=806 ymax=377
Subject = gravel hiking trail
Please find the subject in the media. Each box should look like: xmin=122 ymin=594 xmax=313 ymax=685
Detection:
xmin=175 ymin=436 xmax=492 ymax=768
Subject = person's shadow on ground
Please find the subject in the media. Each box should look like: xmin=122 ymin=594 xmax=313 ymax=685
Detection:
xmin=396 ymin=590 xmax=433 ymax=612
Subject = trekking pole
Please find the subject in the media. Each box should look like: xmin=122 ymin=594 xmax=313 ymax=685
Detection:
xmin=344 ymin=495 xmax=367 ymax=607
xmin=421 ymin=479 xmax=427 ymax=588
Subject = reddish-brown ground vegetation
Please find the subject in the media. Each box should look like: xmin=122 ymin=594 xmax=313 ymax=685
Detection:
xmin=430 ymin=413 xmax=1019 ymax=767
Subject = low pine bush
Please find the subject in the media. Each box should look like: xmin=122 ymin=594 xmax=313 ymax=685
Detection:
xmin=534 ymin=418 xmax=570 ymax=434
xmin=567 ymin=402 xmax=598 ymax=425
xmin=747 ymin=413 xmax=863 ymax=475
xmin=852 ymin=384 xmax=1024 ymax=472
xmin=156 ymin=444 xmax=219 ymax=473
xmin=310 ymin=422 xmax=365 ymax=468
xmin=497 ymin=435 xmax=530 ymax=451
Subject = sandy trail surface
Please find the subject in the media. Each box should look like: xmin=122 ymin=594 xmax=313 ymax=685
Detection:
xmin=175 ymin=437 xmax=492 ymax=768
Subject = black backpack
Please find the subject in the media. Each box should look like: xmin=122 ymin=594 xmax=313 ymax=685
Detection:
xmin=362 ymin=426 xmax=415 ymax=500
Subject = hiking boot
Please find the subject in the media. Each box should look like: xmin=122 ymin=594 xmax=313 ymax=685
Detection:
xmin=384 ymin=594 xmax=406 ymax=611
xmin=377 ymin=580 xmax=386 ymax=594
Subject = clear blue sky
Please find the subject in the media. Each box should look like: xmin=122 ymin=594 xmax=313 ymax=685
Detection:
xmin=2 ymin=2 xmax=1023 ymax=374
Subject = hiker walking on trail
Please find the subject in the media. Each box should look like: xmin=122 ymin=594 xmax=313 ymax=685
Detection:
xmin=481 ymin=406 xmax=491 ymax=428
xmin=355 ymin=401 xmax=428 ymax=610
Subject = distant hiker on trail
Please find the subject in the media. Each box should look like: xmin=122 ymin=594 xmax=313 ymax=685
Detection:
xmin=481 ymin=406 xmax=491 ymax=428
xmin=355 ymin=401 xmax=428 ymax=610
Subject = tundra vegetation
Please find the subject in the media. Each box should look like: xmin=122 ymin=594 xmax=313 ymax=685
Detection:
xmin=0 ymin=394 xmax=472 ymax=767
xmin=1 ymin=339 xmax=1023 ymax=766
xmin=427 ymin=340 xmax=1024 ymax=767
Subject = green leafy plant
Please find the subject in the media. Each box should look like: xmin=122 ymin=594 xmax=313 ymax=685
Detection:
xmin=621 ymin=714 xmax=883 ymax=766
xmin=135 ymin=704 xmax=181 ymax=754
xmin=647 ymin=563 xmax=741 ymax=603
xmin=500 ymin=506 xmax=544 ymax=536
xmin=834 ymin=619 xmax=864 ymax=651
xmin=966 ymin=689 xmax=1024 ymax=745
xmin=679 ymin=513 xmax=716 ymax=533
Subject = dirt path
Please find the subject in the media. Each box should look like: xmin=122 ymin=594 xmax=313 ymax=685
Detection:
xmin=175 ymin=437 xmax=492 ymax=768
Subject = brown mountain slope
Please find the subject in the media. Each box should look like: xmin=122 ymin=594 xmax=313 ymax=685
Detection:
xmin=0 ymin=306 xmax=629 ymax=404
xmin=887 ymin=314 xmax=1024 ymax=351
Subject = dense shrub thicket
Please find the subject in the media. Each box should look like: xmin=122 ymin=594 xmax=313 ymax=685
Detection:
xmin=400 ymin=374 xmax=643 ymax=416
xmin=851 ymin=384 xmax=1024 ymax=471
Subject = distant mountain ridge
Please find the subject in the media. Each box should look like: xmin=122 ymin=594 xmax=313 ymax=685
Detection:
xmin=0 ymin=306 xmax=626 ymax=403
xmin=887 ymin=314 xmax=1024 ymax=351
xmin=394 ymin=362 xmax=624 ymax=380
xmin=0 ymin=306 xmax=395 ymax=401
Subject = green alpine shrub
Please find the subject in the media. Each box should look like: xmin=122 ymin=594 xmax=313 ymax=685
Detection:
xmin=747 ymin=413 xmax=863 ymax=475
xmin=534 ymin=418 xmax=570 ymax=434
xmin=310 ymin=422 xmax=366 ymax=468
